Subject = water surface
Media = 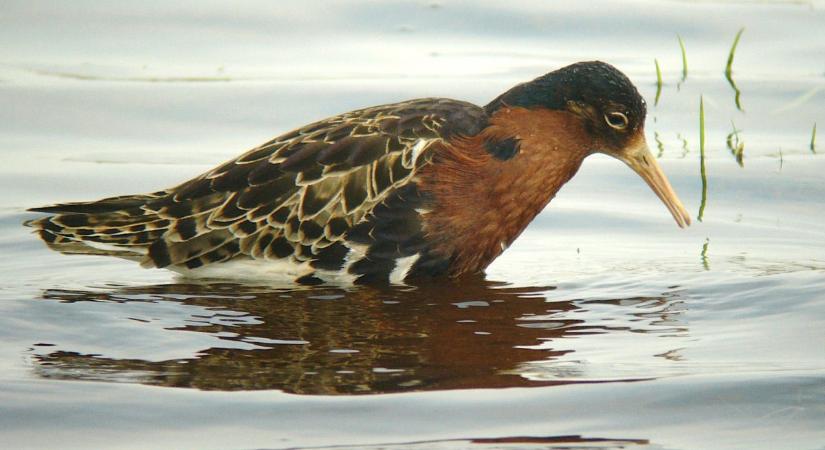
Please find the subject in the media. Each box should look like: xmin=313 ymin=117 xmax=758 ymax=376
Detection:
xmin=1 ymin=1 xmax=824 ymax=449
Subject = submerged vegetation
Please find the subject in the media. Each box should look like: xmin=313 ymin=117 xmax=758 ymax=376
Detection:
xmin=652 ymin=27 xmax=811 ymax=224
xmin=655 ymin=131 xmax=665 ymax=158
xmin=701 ymin=238 xmax=710 ymax=270
xmin=678 ymin=134 xmax=689 ymax=158
xmin=727 ymin=121 xmax=745 ymax=167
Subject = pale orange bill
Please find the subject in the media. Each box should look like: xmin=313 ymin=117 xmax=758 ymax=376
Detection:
xmin=618 ymin=139 xmax=691 ymax=228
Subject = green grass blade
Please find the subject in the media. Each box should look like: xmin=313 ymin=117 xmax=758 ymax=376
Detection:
xmin=698 ymin=96 xmax=708 ymax=222
xmin=654 ymin=58 xmax=663 ymax=106
xmin=725 ymin=28 xmax=744 ymax=75
xmin=678 ymin=35 xmax=688 ymax=84
xmin=725 ymin=28 xmax=745 ymax=111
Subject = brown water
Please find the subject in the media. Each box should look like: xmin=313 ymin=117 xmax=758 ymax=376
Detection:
xmin=1 ymin=1 xmax=824 ymax=449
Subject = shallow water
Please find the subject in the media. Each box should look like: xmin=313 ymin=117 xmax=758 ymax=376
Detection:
xmin=1 ymin=1 xmax=824 ymax=449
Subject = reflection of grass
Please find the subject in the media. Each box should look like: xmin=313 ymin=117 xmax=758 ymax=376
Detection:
xmin=677 ymin=35 xmax=688 ymax=86
xmin=812 ymin=123 xmax=817 ymax=154
xmin=701 ymin=238 xmax=710 ymax=271
xmin=655 ymin=131 xmax=665 ymax=158
xmin=725 ymin=28 xmax=745 ymax=111
xmin=677 ymin=133 xmax=689 ymax=158
xmin=726 ymin=120 xmax=745 ymax=167
xmin=654 ymin=59 xmax=663 ymax=106
xmin=698 ymin=96 xmax=708 ymax=222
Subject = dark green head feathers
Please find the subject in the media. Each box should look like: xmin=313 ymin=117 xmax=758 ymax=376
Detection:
xmin=484 ymin=61 xmax=647 ymax=137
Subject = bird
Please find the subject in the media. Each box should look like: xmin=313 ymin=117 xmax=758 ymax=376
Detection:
xmin=26 ymin=61 xmax=691 ymax=285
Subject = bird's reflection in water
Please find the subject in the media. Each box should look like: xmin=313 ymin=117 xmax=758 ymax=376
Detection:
xmin=32 ymin=277 xmax=687 ymax=395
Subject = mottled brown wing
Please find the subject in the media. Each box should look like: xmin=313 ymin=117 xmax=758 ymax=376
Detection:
xmin=26 ymin=98 xmax=487 ymax=275
xmin=129 ymin=98 xmax=488 ymax=272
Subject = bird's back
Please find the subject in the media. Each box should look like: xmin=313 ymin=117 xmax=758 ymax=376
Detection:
xmin=26 ymin=98 xmax=489 ymax=284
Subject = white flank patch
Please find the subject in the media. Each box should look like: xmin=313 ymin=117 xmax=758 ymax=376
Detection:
xmin=168 ymin=244 xmax=414 ymax=285
xmin=341 ymin=243 xmax=368 ymax=272
xmin=389 ymin=253 xmax=420 ymax=284
xmin=170 ymin=257 xmax=364 ymax=285
xmin=314 ymin=268 xmax=358 ymax=285
xmin=83 ymin=240 xmax=147 ymax=255
xmin=171 ymin=258 xmax=313 ymax=282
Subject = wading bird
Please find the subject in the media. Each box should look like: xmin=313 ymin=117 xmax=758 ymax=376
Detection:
xmin=27 ymin=61 xmax=691 ymax=284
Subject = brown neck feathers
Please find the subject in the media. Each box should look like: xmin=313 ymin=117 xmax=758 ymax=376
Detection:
xmin=418 ymin=106 xmax=593 ymax=276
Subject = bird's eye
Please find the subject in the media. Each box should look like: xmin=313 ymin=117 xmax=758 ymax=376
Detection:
xmin=605 ymin=112 xmax=629 ymax=130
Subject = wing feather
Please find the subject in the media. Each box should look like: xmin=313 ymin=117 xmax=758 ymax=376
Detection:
xmin=27 ymin=98 xmax=488 ymax=276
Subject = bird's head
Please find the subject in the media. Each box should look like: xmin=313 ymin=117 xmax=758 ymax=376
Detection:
xmin=485 ymin=61 xmax=691 ymax=228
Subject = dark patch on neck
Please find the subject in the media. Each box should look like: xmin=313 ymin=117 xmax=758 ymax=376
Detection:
xmin=483 ymin=136 xmax=521 ymax=160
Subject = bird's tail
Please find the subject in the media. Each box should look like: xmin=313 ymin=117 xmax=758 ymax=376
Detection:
xmin=25 ymin=190 xmax=244 ymax=270
xmin=24 ymin=191 xmax=171 ymax=261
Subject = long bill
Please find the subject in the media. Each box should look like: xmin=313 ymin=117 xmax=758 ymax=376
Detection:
xmin=616 ymin=138 xmax=692 ymax=228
